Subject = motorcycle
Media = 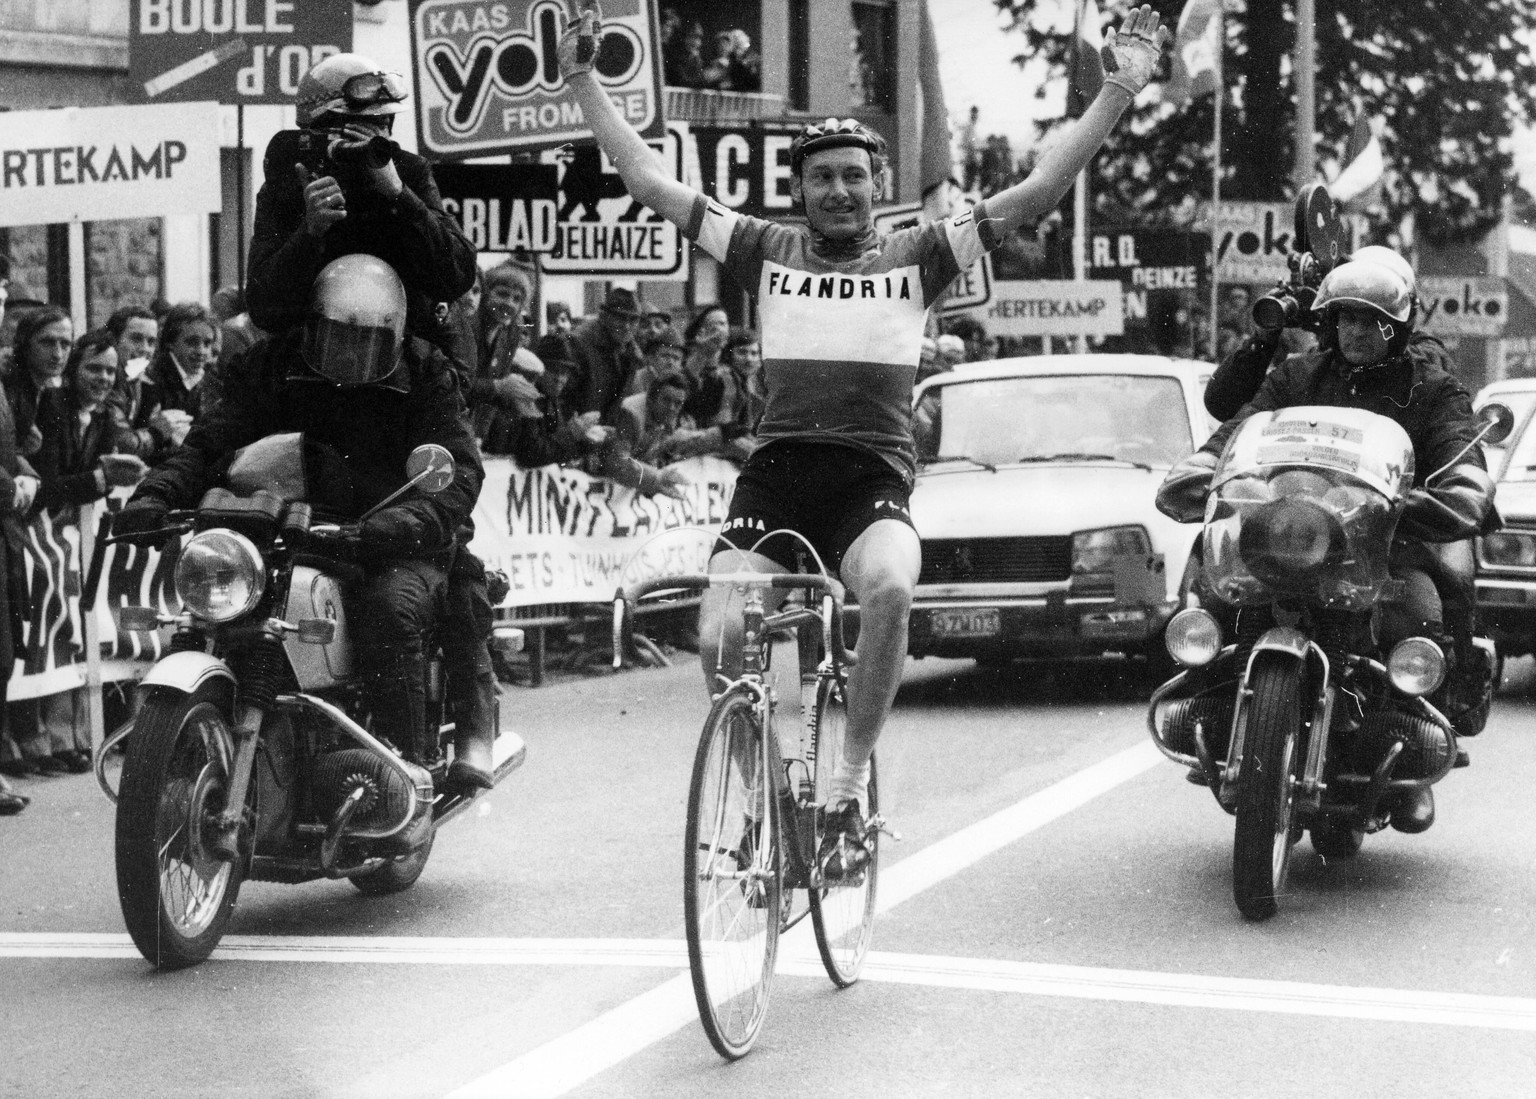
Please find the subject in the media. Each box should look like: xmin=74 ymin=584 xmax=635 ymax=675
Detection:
xmin=94 ymin=438 xmax=527 ymax=969
xmin=1148 ymin=403 xmax=1511 ymax=920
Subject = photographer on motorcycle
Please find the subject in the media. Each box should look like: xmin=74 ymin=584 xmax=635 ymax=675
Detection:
xmin=245 ymin=53 xmax=477 ymax=356
xmin=1163 ymin=251 xmax=1495 ymax=828
xmin=114 ymin=255 xmax=489 ymax=789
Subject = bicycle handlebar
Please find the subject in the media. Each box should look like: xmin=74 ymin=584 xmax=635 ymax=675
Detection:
xmin=610 ymin=571 xmax=854 ymax=671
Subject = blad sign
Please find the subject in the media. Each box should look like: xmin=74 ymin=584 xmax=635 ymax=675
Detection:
xmin=128 ymin=0 xmax=352 ymax=105
xmin=410 ymin=0 xmax=665 ymax=160
xmin=538 ymin=125 xmax=685 ymax=277
xmin=871 ymin=202 xmax=991 ymax=312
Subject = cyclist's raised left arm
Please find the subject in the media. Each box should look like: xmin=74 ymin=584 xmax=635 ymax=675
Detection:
xmin=557 ymin=14 xmax=697 ymax=229
xmin=982 ymin=5 xmax=1169 ymax=236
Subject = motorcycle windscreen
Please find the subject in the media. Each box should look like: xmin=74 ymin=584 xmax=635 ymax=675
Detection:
xmin=1203 ymin=408 xmax=1412 ymax=610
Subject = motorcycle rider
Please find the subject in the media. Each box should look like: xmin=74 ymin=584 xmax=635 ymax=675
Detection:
xmin=113 ymin=255 xmax=492 ymax=797
xmin=1161 ymin=252 xmax=1494 ymax=831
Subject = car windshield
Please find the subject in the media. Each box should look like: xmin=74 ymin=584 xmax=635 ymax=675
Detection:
xmin=1495 ymin=396 xmax=1536 ymax=482
xmin=914 ymin=373 xmax=1194 ymax=468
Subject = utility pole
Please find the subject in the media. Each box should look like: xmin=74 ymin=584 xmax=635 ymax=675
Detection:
xmin=1294 ymin=0 xmax=1316 ymax=190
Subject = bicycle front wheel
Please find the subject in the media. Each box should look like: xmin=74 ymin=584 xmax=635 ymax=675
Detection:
xmin=684 ymin=688 xmax=781 ymax=1059
xmin=808 ymin=674 xmax=879 ymax=987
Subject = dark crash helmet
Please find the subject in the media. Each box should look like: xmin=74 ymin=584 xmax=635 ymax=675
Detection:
xmin=788 ymin=117 xmax=888 ymax=178
xmin=301 ymin=254 xmax=408 ymax=386
xmin=1311 ymin=251 xmax=1417 ymax=356
xmin=295 ymin=53 xmax=409 ymax=129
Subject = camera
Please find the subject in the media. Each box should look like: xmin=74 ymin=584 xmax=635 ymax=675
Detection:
xmin=1249 ymin=182 xmax=1344 ymax=332
xmin=1251 ymin=251 xmax=1324 ymax=331
xmin=293 ymin=129 xmax=396 ymax=177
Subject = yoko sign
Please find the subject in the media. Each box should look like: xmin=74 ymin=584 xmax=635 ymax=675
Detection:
xmin=1418 ymin=276 xmax=1508 ymax=337
xmin=0 ymin=102 xmax=222 ymax=228
xmin=410 ymin=0 xmax=665 ymax=159
xmin=128 ymin=0 xmax=352 ymax=105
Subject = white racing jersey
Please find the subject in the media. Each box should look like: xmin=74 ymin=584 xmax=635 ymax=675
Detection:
xmin=685 ymin=194 xmax=996 ymax=478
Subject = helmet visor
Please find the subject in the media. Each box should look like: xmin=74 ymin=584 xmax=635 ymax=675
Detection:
xmin=302 ymin=315 xmax=401 ymax=385
xmin=341 ymin=71 xmax=409 ymax=112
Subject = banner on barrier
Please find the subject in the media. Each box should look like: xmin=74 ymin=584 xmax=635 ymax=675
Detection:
xmin=469 ymin=455 xmax=740 ymax=606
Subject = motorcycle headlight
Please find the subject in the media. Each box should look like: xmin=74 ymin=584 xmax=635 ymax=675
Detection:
xmin=175 ymin=529 xmax=265 ymax=623
xmin=1072 ymin=526 xmax=1152 ymax=576
xmin=1237 ymin=498 xmax=1344 ymax=587
xmin=1165 ymin=607 xmax=1222 ymax=667
xmin=1388 ymin=636 xmax=1446 ymax=697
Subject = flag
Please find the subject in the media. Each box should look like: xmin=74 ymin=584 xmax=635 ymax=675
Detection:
xmin=1068 ymin=0 xmax=1105 ymax=118
xmin=1163 ymin=0 xmax=1222 ymax=107
xmin=1331 ymin=113 xmax=1385 ymax=210
xmin=917 ymin=0 xmax=959 ymax=200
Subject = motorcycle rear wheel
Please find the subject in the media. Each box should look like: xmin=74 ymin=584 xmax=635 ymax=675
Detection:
xmin=1232 ymin=654 xmax=1305 ymax=921
xmin=351 ymin=832 xmax=435 ymax=895
xmin=116 ymin=685 xmax=245 ymax=969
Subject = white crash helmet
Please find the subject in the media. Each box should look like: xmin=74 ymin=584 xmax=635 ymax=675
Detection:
xmin=1349 ymin=245 xmax=1417 ymax=296
xmin=1311 ymin=256 xmax=1415 ymax=324
xmin=295 ymin=54 xmax=409 ymax=128
xmin=301 ymin=255 xmax=407 ymax=386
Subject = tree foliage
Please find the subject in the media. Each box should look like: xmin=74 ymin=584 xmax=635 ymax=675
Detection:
xmin=993 ymin=0 xmax=1536 ymax=244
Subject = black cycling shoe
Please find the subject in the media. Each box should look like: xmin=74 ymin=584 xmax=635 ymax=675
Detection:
xmin=819 ymin=799 xmax=871 ymax=885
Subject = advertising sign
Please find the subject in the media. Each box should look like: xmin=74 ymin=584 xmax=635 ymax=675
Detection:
xmin=1202 ymin=201 xmax=1295 ymax=284
xmin=1419 ymin=276 xmax=1508 ymax=338
xmin=871 ymin=202 xmax=992 ymax=312
xmin=434 ymin=162 xmax=562 ymax=253
xmin=982 ymin=280 xmax=1125 ymax=338
xmin=128 ymin=0 xmax=352 ymax=105
xmin=410 ymin=0 xmax=665 ymax=160
xmin=0 ymin=102 xmax=221 ymax=228
xmin=537 ymin=125 xmax=686 ymax=277
xmin=689 ymin=123 xmax=799 ymax=218
xmin=1086 ymin=229 xmax=1204 ymax=326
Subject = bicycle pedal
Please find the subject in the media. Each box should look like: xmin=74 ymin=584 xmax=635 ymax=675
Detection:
xmin=868 ymin=813 xmax=901 ymax=842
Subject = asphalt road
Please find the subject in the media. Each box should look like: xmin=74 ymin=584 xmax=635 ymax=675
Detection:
xmin=3 ymin=655 xmax=1535 ymax=1098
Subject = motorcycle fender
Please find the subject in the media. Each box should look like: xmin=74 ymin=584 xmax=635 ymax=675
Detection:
xmin=1247 ymin=626 xmax=1311 ymax=665
xmin=139 ymin=651 xmax=236 ymax=699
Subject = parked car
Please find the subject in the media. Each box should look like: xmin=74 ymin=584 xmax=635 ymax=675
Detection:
xmin=1474 ymin=378 xmax=1536 ymax=665
xmin=906 ymin=354 xmax=1214 ymax=669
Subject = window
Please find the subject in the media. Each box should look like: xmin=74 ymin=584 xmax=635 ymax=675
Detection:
xmin=659 ymin=1 xmax=762 ymax=92
xmin=850 ymin=1 xmax=895 ymax=112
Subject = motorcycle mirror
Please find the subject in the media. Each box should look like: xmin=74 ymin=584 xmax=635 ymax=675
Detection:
xmin=1476 ymin=402 xmax=1516 ymax=446
xmin=405 ymin=444 xmax=455 ymax=494
xmin=1294 ymin=183 xmax=1344 ymax=276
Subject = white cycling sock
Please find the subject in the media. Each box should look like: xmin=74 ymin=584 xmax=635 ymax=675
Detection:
xmin=829 ymin=759 xmax=870 ymax=813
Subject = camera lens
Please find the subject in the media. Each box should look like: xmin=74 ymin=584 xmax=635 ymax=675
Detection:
xmin=1252 ymin=292 xmax=1298 ymax=331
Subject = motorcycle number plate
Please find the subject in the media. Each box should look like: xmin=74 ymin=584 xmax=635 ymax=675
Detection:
xmin=930 ymin=608 xmax=1001 ymax=638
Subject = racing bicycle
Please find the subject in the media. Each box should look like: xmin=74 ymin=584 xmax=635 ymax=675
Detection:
xmin=612 ymin=560 xmax=887 ymax=1059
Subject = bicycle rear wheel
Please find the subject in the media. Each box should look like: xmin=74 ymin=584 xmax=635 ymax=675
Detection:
xmin=684 ymin=688 xmax=781 ymax=1059
xmin=808 ymin=674 xmax=879 ymax=987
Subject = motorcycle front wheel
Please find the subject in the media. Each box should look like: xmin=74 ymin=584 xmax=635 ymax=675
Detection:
xmin=1232 ymin=654 xmax=1305 ymax=921
xmin=116 ymin=685 xmax=246 ymax=969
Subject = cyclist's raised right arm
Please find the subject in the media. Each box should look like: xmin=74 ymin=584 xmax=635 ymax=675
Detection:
xmin=557 ymin=15 xmax=697 ymax=229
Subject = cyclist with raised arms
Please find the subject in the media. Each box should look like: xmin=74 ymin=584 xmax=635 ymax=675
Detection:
xmin=558 ymin=6 xmax=1169 ymax=866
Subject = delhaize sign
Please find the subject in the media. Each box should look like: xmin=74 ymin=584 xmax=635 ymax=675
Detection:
xmin=410 ymin=0 xmax=665 ymax=159
xmin=128 ymin=0 xmax=353 ymax=105
xmin=0 ymin=103 xmax=222 ymax=228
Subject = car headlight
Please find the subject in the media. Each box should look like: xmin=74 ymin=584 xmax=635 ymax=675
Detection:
xmin=175 ymin=529 xmax=265 ymax=623
xmin=1479 ymin=530 xmax=1536 ymax=569
xmin=1165 ymin=608 xmax=1221 ymax=666
xmin=1072 ymin=526 xmax=1152 ymax=576
xmin=1388 ymin=637 xmax=1445 ymax=697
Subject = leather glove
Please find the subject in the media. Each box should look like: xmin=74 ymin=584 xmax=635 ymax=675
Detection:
xmin=361 ymin=507 xmax=425 ymax=554
xmin=1398 ymin=464 xmax=1495 ymax=543
xmin=113 ymin=498 xmax=170 ymax=544
xmin=1101 ymin=5 xmax=1171 ymax=98
xmin=556 ymin=9 xmax=601 ymax=79
xmin=1156 ymin=451 xmax=1218 ymax=523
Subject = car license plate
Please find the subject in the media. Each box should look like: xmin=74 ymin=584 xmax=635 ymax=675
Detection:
xmin=930 ymin=608 xmax=1000 ymax=638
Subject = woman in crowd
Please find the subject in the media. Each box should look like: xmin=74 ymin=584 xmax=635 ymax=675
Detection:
xmin=9 ymin=330 xmax=145 ymax=774
xmin=137 ymin=302 xmax=219 ymax=443
xmin=678 ymin=303 xmax=728 ymax=420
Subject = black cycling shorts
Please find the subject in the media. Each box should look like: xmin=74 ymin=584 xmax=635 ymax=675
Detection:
xmin=717 ymin=440 xmax=915 ymax=574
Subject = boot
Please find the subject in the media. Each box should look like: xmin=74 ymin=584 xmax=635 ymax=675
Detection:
xmin=1387 ymin=785 xmax=1435 ymax=834
xmin=446 ymin=671 xmax=496 ymax=791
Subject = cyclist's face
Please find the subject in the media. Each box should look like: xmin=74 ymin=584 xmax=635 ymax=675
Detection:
xmin=794 ymin=147 xmax=878 ymax=239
